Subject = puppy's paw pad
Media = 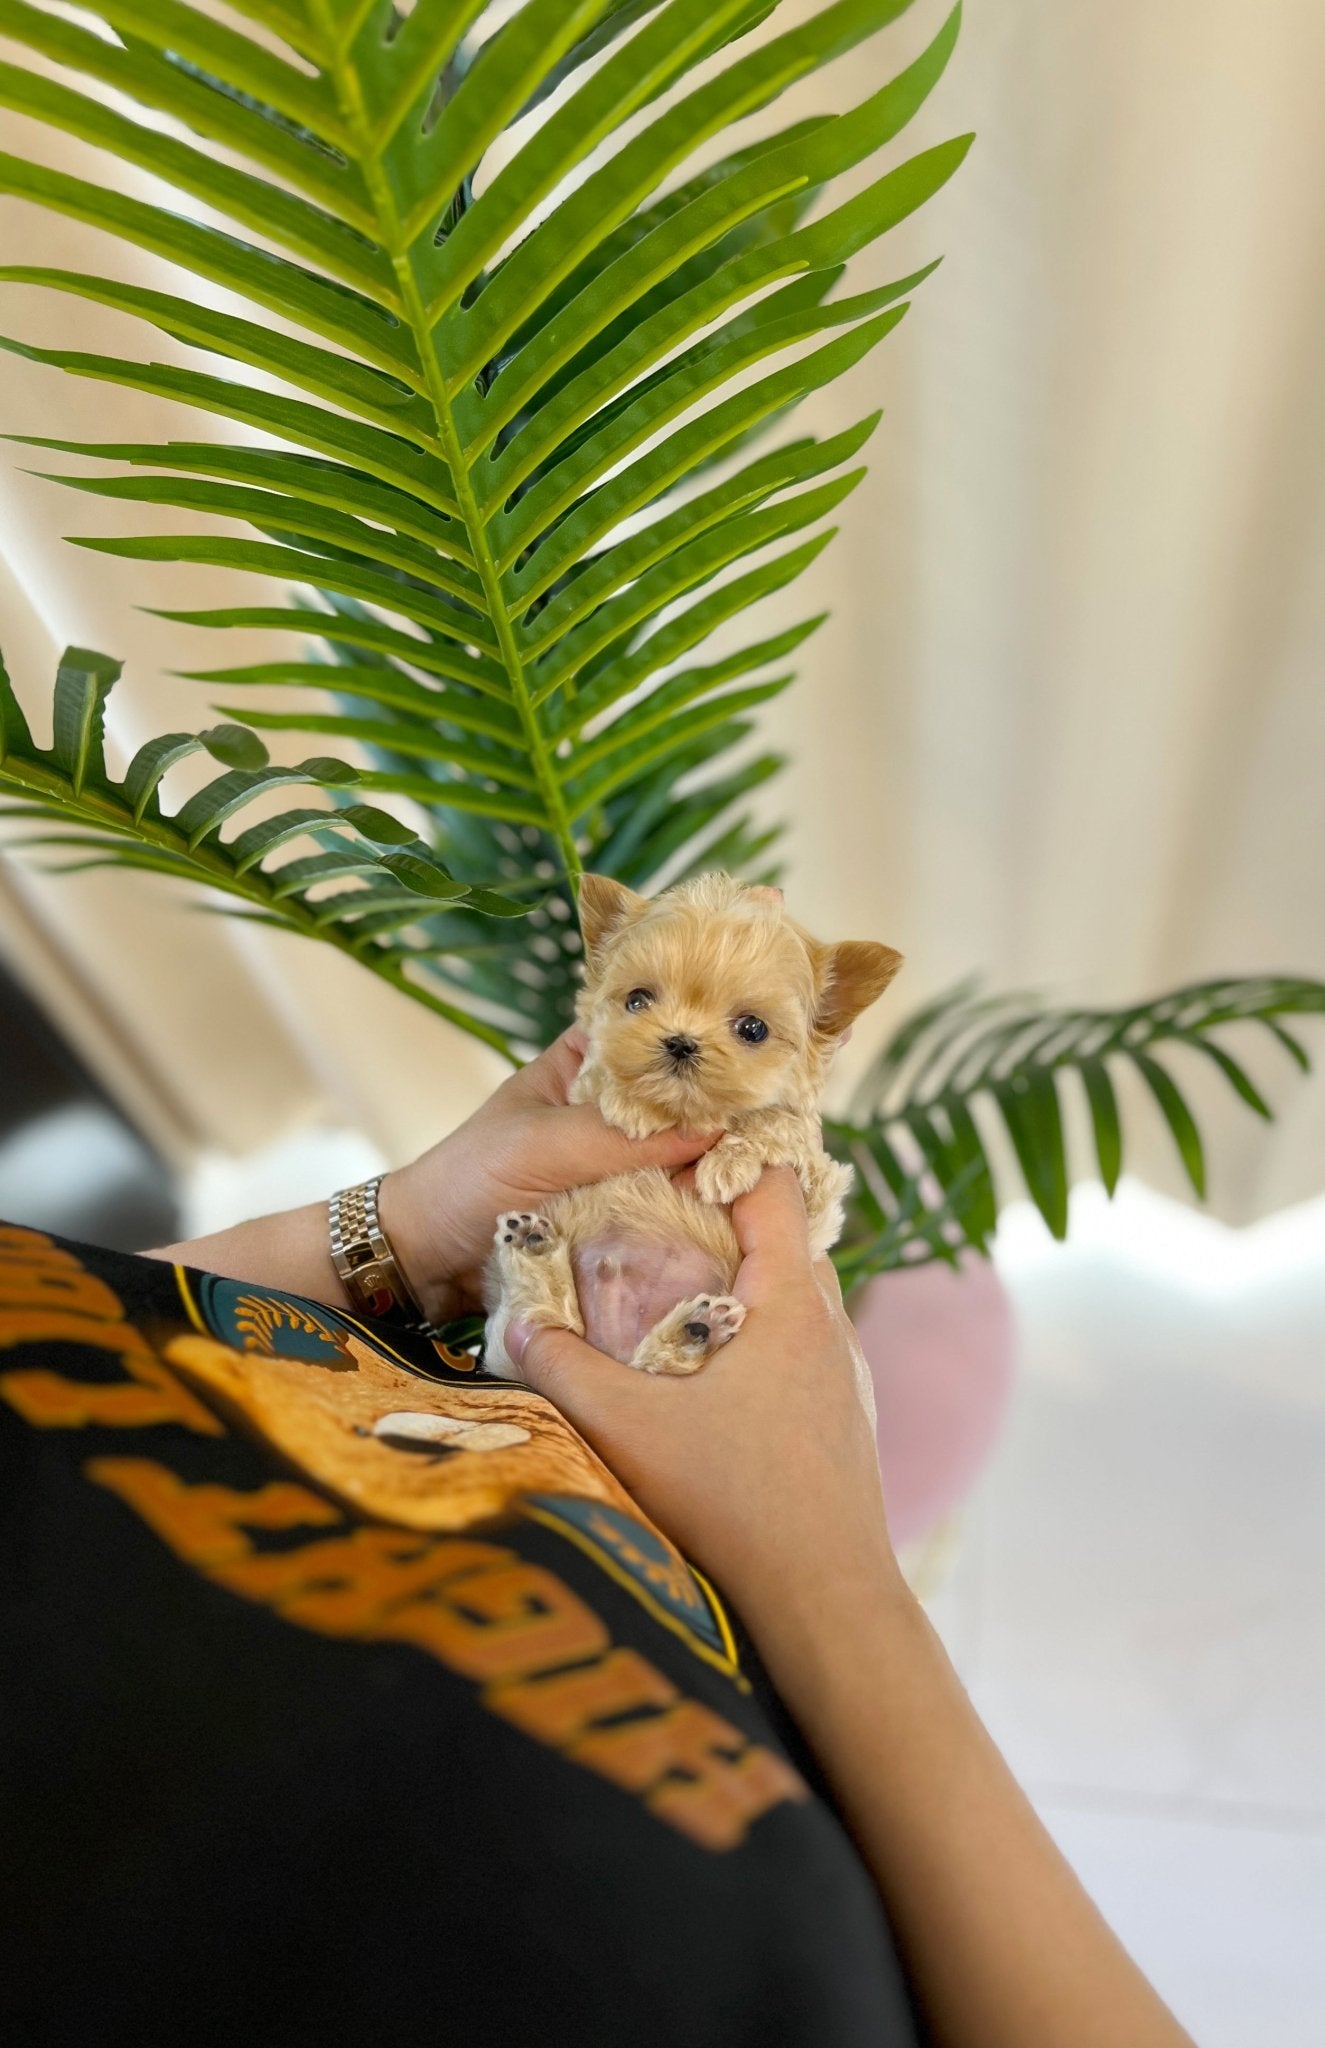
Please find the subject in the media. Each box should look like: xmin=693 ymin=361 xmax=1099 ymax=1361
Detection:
xmin=680 ymin=1295 xmax=744 ymax=1350
xmin=497 ymin=1211 xmax=555 ymax=1253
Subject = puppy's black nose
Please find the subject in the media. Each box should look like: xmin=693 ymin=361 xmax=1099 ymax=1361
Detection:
xmin=663 ymin=1033 xmax=699 ymax=1062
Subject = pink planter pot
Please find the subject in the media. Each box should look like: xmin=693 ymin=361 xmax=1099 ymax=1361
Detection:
xmin=848 ymin=1255 xmax=1019 ymax=1548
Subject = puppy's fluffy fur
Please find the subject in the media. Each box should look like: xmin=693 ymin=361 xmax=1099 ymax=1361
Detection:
xmin=484 ymin=873 xmax=902 ymax=1377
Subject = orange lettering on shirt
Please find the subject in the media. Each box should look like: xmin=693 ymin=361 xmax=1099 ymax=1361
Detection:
xmin=0 ymin=1232 xmax=124 ymax=1322
xmin=389 ymin=1562 xmax=611 ymax=1683
xmin=0 ymin=1233 xmax=222 ymax=1436
xmin=66 ymin=1440 xmax=806 ymax=1851
xmin=224 ymin=1529 xmax=506 ymax=1635
xmin=650 ymin=1746 xmax=809 ymax=1852
xmin=574 ymin=1700 xmax=809 ymax=1851
xmin=86 ymin=1457 xmax=343 ymax=1565
xmin=491 ymin=1648 xmax=678 ymax=1746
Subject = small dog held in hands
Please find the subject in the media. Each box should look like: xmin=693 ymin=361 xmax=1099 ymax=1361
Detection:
xmin=484 ymin=872 xmax=902 ymax=1377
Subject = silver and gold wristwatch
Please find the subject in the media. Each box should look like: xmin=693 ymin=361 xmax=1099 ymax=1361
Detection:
xmin=328 ymin=1175 xmax=429 ymax=1330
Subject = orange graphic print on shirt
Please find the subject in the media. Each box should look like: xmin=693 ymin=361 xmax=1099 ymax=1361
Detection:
xmin=0 ymin=1227 xmax=808 ymax=1852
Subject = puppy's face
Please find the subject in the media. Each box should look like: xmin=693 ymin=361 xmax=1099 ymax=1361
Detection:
xmin=576 ymin=874 xmax=902 ymax=1125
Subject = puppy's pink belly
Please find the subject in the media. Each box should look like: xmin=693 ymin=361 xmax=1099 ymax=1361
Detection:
xmin=572 ymin=1236 xmax=729 ymax=1365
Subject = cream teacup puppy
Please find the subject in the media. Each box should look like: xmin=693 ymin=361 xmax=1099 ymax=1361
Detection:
xmin=484 ymin=873 xmax=901 ymax=1377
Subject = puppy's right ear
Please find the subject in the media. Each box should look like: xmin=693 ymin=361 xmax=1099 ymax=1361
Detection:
xmin=577 ymin=873 xmax=647 ymax=969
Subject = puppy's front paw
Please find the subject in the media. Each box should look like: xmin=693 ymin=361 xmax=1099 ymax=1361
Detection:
xmin=495 ymin=1211 xmax=556 ymax=1253
xmin=693 ymin=1138 xmax=763 ymax=1206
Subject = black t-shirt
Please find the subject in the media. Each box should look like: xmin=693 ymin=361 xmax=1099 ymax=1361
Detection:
xmin=0 ymin=1221 xmax=922 ymax=2047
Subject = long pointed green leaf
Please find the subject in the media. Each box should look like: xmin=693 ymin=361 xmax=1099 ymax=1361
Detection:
xmin=473 ymin=26 xmax=964 ymax=451
xmin=416 ymin=0 xmax=759 ymax=285
xmin=551 ymin=530 xmax=835 ymax=723
xmin=0 ymin=269 xmax=430 ymax=431
xmin=0 ymin=338 xmax=455 ymax=514
xmin=70 ymin=535 xmax=498 ymax=657
xmin=570 ymin=681 xmax=790 ymax=812
xmin=210 ymin=707 xmax=538 ymax=792
xmin=176 ymin=758 xmax=360 ymax=848
xmin=0 ymin=3 xmax=365 ymax=218
xmin=0 ymin=62 xmax=390 ymax=297
xmin=87 ymin=0 xmax=349 ymax=141
xmin=1131 ymin=1049 xmax=1207 ymax=1199
xmin=435 ymin=0 xmax=925 ymax=358
xmin=47 ymin=471 xmax=479 ymax=602
xmin=0 ymin=154 xmax=413 ymax=372
xmin=488 ymin=271 xmax=910 ymax=531
xmin=494 ymin=306 xmax=906 ymax=567
xmin=392 ymin=0 xmax=613 ymax=239
xmin=200 ymin=664 xmax=521 ymax=744
xmin=123 ymin=723 xmax=269 ymax=822
xmin=51 ymin=645 xmax=121 ymax=796
xmin=1172 ymin=1031 xmax=1274 ymax=1119
xmin=522 ymin=414 xmax=879 ymax=647
xmin=0 ymin=650 xmax=37 ymax=765
xmin=992 ymin=1069 xmax=1070 ymax=1239
xmin=535 ymin=470 xmax=861 ymax=698
xmin=8 ymin=438 xmax=469 ymax=561
xmin=161 ymin=606 xmax=507 ymax=697
xmin=1078 ymin=1056 xmax=1123 ymax=1196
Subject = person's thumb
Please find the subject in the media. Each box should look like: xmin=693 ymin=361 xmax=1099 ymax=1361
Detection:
xmin=505 ymin=1318 xmax=623 ymax=1428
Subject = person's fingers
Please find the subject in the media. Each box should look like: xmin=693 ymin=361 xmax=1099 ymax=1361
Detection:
xmin=506 ymin=1318 xmax=633 ymax=1430
xmin=535 ymin=1101 xmax=721 ymax=1184
xmin=731 ymin=1166 xmax=812 ymax=1282
xmin=515 ymin=1029 xmax=586 ymax=1106
xmin=814 ymin=1254 xmax=845 ymax=1308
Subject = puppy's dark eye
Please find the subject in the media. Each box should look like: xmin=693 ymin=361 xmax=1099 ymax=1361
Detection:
xmin=733 ymin=1015 xmax=769 ymax=1045
xmin=624 ymin=988 xmax=654 ymax=1013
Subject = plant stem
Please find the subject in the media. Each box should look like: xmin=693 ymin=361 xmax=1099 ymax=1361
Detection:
xmin=312 ymin=4 xmax=584 ymax=897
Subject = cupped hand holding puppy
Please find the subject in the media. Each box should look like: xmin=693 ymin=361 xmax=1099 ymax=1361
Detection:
xmin=510 ymin=1168 xmax=1197 ymax=2048
xmin=505 ymin=1164 xmax=902 ymax=1628
xmin=381 ymin=1026 xmax=721 ymax=1324
xmin=151 ymin=1026 xmax=721 ymax=1328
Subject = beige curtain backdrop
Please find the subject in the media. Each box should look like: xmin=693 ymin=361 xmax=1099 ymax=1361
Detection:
xmin=1 ymin=0 xmax=1321 ymax=1220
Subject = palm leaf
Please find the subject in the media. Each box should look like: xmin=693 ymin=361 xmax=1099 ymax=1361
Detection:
xmin=0 ymin=0 xmax=970 ymax=1053
xmin=0 ymin=646 xmax=529 ymax=1054
xmin=827 ymin=974 xmax=1325 ymax=1279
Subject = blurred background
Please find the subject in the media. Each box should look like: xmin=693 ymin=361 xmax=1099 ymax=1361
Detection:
xmin=1 ymin=4 xmax=1322 ymax=2041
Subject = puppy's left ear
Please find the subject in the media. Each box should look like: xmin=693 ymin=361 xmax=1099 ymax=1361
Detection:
xmin=578 ymin=873 xmax=647 ymax=968
xmin=814 ymin=941 xmax=904 ymax=1038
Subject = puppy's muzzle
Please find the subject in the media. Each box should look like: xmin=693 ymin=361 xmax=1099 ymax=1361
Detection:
xmin=661 ymin=1032 xmax=700 ymax=1067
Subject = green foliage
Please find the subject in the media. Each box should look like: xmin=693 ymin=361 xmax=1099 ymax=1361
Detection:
xmin=826 ymin=974 xmax=1325 ymax=1278
xmin=1 ymin=2 xmax=1320 ymax=1289
xmin=0 ymin=0 xmax=970 ymax=1054
xmin=0 ymin=646 xmax=527 ymax=1052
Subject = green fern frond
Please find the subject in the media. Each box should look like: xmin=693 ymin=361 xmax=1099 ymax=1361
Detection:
xmin=827 ymin=974 xmax=1325 ymax=1280
xmin=0 ymin=0 xmax=970 ymax=1054
xmin=0 ymin=645 xmax=529 ymax=1053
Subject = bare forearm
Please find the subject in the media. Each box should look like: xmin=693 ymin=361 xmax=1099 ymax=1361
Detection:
xmin=754 ymin=1576 xmax=1195 ymax=2048
xmin=143 ymin=1200 xmax=354 ymax=1312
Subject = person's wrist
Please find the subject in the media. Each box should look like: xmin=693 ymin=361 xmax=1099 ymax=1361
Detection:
xmin=375 ymin=1160 xmax=458 ymax=1325
xmin=727 ymin=1531 xmax=912 ymax=1695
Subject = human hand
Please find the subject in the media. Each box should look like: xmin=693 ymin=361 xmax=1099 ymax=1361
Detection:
xmin=378 ymin=1028 xmax=721 ymax=1323
xmin=503 ymin=1166 xmax=904 ymax=1638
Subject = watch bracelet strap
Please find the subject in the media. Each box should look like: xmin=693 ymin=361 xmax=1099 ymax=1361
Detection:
xmin=328 ymin=1175 xmax=435 ymax=1335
